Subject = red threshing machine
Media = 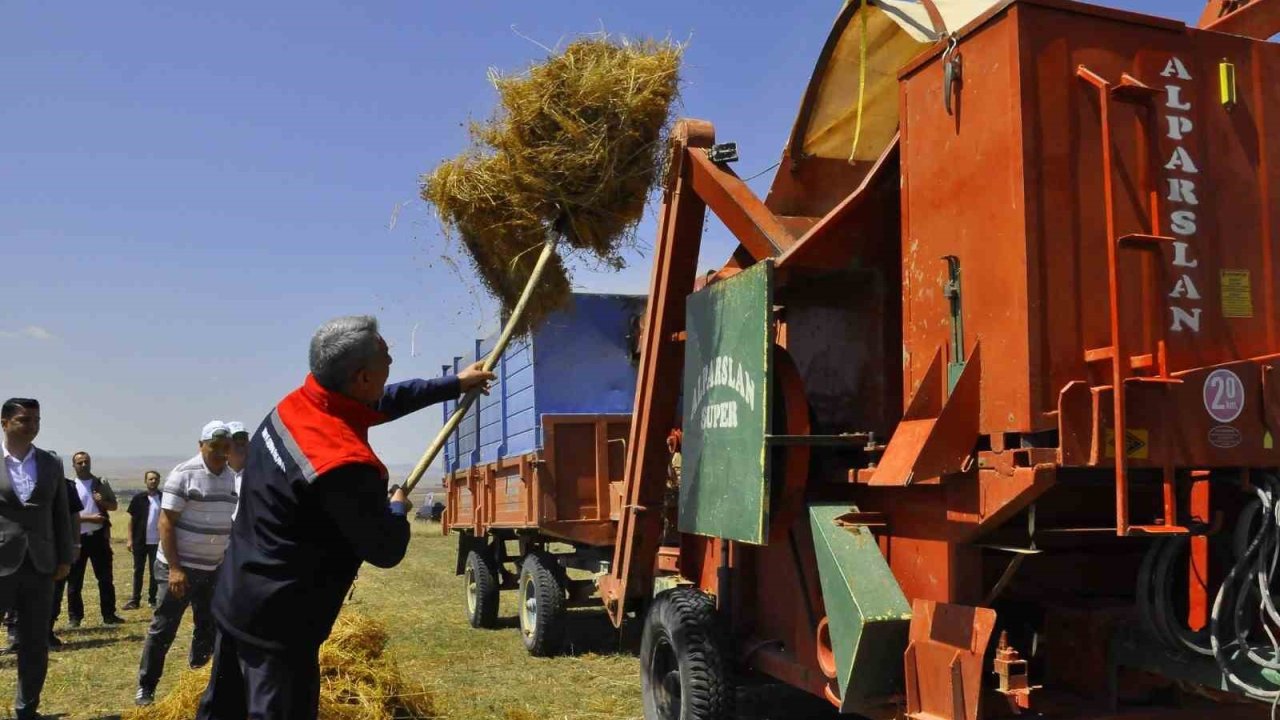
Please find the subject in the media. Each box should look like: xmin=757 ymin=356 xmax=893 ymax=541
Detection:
xmin=445 ymin=0 xmax=1280 ymax=716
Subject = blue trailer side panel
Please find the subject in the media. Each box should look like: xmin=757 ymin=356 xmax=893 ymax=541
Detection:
xmin=532 ymin=293 xmax=644 ymax=417
xmin=441 ymin=293 xmax=643 ymax=470
xmin=503 ymin=335 xmax=537 ymax=459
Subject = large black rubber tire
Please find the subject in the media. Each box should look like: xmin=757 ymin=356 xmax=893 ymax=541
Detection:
xmin=518 ymin=551 xmax=566 ymax=656
xmin=464 ymin=547 xmax=500 ymax=629
xmin=640 ymin=588 xmax=732 ymax=720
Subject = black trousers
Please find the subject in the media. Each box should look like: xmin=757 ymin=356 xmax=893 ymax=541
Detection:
xmin=137 ymin=561 xmax=217 ymax=692
xmin=67 ymin=528 xmax=116 ymax=621
xmin=196 ymin=627 xmax=320 ymax=720
xmin=130 ymin=543 xmax=159 ymax=605
xmin=0 ymin=560 xmax=55 ymax=719
xmin=49 ymin=578 xmax=65 ymax=632
xmin=4 ymin=577 xmax=64 ymax=641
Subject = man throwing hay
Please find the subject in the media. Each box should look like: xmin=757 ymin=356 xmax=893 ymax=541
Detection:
xmin=197 ymin=315 xmax=493 ymax=719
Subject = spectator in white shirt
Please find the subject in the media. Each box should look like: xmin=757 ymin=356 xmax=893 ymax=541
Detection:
xmin=123 ymin=472 xmax=163 ymax=610
xmin=65 ymin=452 xmax=123 ymax=627
xmin=135 ymin=422 xmax=237 ymax=707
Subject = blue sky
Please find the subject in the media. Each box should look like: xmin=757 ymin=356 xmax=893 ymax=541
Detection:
xmin=1 ymin=0 xmax=1207 ymax=468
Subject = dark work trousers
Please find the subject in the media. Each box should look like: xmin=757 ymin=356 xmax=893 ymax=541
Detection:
xmin=130 ymin=543 xmax=159 ymax=606
xmin=137 ymin=560 xmax=217 ymax=692
xmin=0 ymin=560 xmax=55 ymax=719
xmin=67 ymin=527 xmax=116 ymax=622
xmin=48 ymin=577 xmax=66 ymax=632
xmin=195 ymin=627 xmax=321 ymax=720
xmin=4 ymin=577 xmax=64 ymax=644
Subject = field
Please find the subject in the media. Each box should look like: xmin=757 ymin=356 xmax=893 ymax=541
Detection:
xmin=0 ymin=521 xmax=837 ymax=720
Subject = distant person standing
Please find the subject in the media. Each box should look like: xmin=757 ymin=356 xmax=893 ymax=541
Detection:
xmin=198 ymin=315 xmax=492 ymax=719
xmin=135 ymin=422 xmax=237 ymax=707
xmin=66 ymin=451 xmax=122 ymax=627
xmin=226 ymin=422 xmax=249 ymax=522
xmin=123 ymin=471 xmax=162 ymax=610
xmin=5 ymin=452 xmax=80 ymax=653
xmin=0 ymin=398 xmax=75 ymax=720
xmin=45 ymin=453 xmax=82 ymax=649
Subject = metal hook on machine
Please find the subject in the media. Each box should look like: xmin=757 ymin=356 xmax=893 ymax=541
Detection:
xmin=942 ymin=33 xmax=962 ymax=115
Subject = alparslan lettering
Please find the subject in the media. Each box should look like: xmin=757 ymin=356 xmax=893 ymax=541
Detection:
xmin=690 ymin=354 xmax=757 ymax=415
xmin=1160 ymin=56 xmax=1203 ymax=333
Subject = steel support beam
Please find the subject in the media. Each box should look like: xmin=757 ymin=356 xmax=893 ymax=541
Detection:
xmin=602 ymin=119 xmax=714 ymax=626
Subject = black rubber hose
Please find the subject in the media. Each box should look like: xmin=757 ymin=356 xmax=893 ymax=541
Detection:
xmin=1153 ymin=535 xmax=1214 ymax=656
xmin=1211 ymin=485 xmax=1280 ymax=699
xmin=1136 ymin=538 xmax=1168 ymax=646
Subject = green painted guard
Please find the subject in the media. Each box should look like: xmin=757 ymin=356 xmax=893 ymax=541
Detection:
xmin=680 ymin=261 xmax=773 ymax=544
xmin=809 ymin=502 xmax=912 ymax=714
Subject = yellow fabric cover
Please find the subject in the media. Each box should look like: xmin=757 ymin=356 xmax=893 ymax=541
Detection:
xmin=800 ymin=0 xmax=999 ymax=162
xmin=802 ymin=5 xmax=928 ymax=162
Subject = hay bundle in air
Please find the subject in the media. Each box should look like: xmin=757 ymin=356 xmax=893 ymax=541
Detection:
xmin=124 ymin=613 xmax=436 ymax=720
xmin=422 ymin=36 xmax=682 ymax=332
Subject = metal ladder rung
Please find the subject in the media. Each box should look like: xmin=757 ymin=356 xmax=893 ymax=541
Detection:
xmin=1085 ymin=348 xmax=1156 ymax=372
xmin=1085 ymin=346 xmax=1116 ymax=363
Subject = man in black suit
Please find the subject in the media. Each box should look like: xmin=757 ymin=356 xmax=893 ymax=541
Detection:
xmin=0 ymin=398 xmax=74 ymax=720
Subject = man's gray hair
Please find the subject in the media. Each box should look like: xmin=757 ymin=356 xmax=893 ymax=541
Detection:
xmin=310 ymin=315 xmax=381 ymax=391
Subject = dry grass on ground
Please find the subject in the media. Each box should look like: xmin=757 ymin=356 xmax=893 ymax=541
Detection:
xmin=0 ymin=524 xmax=641 ymax=720
xmin=1 ymin=522 xmax=837 ymax=720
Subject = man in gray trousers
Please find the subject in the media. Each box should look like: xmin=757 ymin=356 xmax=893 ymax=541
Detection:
xmin=0 ymin=398 xmax=74 ymax=720
xmin=135 ymin=420 xmax=237 ymax=707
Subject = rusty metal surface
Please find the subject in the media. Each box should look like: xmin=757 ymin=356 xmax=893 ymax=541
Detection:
xmin=686 ymin=150 xmax=792 ymax=260
xmin=904 ymin=599 xmax=997 ymax=720
xmin=900 ymin=2 xmax=1280 ymax=435
xmin=442 ymin=414 xmax=628 ymax=547
xmin=1199 ymin=0 xmax=1280 ymax=38
xmin=869 ymin=343 xmax=982 ymax=486
xmin=602 ymin=120 xmax=714 ymax=626
xmin=598 ymin=0 xmax=1280 ymax=714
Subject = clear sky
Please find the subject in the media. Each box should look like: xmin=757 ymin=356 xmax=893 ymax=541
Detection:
xmin=2 ymin=0 xmax=1208 ymax=468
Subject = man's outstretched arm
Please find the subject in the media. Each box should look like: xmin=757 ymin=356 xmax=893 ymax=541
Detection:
xmin=374 ymin=361 xmax=494 ymax=422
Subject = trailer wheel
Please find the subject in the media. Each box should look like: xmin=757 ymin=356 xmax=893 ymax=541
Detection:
xmin=640 ymin=588 xmax=732 ymax=720
xmin=518 ymin=551 xmax=567 ymax=656
xmin=464 ymin=547 xmax=500 ymax=629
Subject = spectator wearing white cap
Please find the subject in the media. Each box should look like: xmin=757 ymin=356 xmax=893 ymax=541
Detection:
xmin=226 ymin=421 xmax=249 ymax=522
xmin=134 ymin=421 xmax=237 ymax=707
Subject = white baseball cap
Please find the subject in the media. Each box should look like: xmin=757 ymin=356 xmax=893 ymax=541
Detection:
xmin=201 ymin=420 xmax=231 ymax=442
xmin=227 ymin=421 xmax=249 ymax=437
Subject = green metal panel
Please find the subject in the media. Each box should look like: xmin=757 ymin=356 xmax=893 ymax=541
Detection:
xmin=680 ymin=260 xmax=773 ymax=545
xmin=809 ymin=503 xmax=912 ymax=714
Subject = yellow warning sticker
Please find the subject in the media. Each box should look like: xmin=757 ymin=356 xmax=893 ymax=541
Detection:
xmin=1105 ymin=428 xmax=1149 ymax=459
xmin=1221 ymin=270 xmax=1253 ymax=318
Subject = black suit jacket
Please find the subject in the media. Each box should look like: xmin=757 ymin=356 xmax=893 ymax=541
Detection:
xmin=0 ymin=447 xmax=75 ymax=575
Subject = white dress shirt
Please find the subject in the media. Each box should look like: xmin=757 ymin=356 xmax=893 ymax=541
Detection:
xmin=76 ymin=477 xmax=101 ymax=534
xmin=3 ymin=445 xmax=37 ymax=504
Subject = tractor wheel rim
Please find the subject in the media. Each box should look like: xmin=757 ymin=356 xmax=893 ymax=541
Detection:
xmin=653 ymin=635 xmax=680 ymax=719
xmin=465 ymin=566 xmax=477 ymax=616
xmin=520 ymin=575 xmax=537 ymax=636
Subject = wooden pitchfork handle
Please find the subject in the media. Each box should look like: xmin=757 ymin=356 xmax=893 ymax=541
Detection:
xmin=401 ymin=232 xmax=559 ymax=495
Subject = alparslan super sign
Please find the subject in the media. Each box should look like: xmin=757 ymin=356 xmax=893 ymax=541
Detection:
xmin=690 ymin=354 xmax=757 ymax=430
